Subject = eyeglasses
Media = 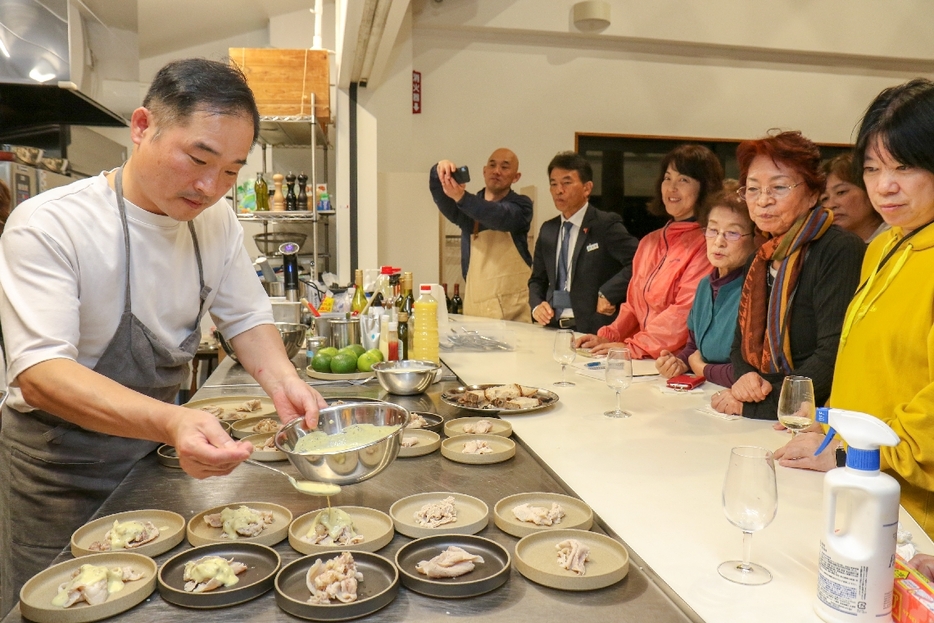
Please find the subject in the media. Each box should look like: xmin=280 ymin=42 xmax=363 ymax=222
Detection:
xmin=704 ymin=227 xmax=754 ymax=242
xmin=737 ymin=182 xmax=804 ymax=201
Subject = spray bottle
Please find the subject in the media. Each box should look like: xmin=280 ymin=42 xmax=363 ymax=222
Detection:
xmin=812 ymin=407 xmax=900 ymax=623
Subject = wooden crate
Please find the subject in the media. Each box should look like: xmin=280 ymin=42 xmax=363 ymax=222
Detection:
xmin=229 ymin=48 xmax=330 ymax=122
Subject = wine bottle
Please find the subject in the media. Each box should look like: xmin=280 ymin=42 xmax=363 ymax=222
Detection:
xmin=452 ymin=283 xmax=463 ymax=315
xmin=399 ymin=272 xmax=414 ymax=316
xmin=397 ymin=311 xmax=409 ymax=360
xmin=443 ymin=283 xmax=453 ymax=314
xmin=351 ymin=269 xmax=366 ymax=315
xmin=254 ymin=173 xmax=269 ymax=211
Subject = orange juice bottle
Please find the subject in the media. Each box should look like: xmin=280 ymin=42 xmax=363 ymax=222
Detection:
xmin=411 ymin=285 xmax=439 ymax=364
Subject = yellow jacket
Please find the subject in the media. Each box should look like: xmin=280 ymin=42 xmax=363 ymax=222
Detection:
xmin=830 ymin=224 xmax=934 ymax=536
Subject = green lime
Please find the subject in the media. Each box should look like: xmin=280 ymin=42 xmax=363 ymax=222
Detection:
xmin=318 ymin=347 xmax=339 ymax=358
xmin=357 ymin=352 xmax=380 ymax=372
xmin=341 ymin=344 xmax=366 ymax=358
xmin=311 ymin=353 xmax=332 ymax=373
xmin=365 ymin=348 xmax=384 ymax=362
xmin=330 ymin=352 xmax=358 ymax=374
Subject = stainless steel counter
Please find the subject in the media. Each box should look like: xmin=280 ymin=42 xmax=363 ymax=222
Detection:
xmin=2 ymin=357 xmax=695 ymax=622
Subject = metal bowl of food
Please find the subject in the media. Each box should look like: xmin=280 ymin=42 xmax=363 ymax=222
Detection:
xmin=216 ymin=322 xmax=306 ymax=362
xmin=371 ymin=360 xmax=441 ymax=395
xmin=275 ymin=402 xmax=409 ymax=485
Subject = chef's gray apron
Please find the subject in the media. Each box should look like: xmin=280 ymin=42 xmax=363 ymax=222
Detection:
xmin=0 ymin=167 xmax=211 ymax=615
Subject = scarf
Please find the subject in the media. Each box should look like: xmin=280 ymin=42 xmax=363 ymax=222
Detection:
xmin=738 ymin=206 xmax=834 ymax=375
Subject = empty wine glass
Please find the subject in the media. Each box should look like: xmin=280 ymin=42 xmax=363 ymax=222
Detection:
xmin=552 ymin=329 xmax=576 ymax=387
xmin=777 ymin=375 xmax=816 ymax=436
xmin=604 ymin=348 xmax=633 ymax=418
xmin=718 ymin=446 xmax=778 ymax=585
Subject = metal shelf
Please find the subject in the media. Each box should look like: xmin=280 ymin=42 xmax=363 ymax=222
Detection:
xmin=258 ymin=115 xmax=328 ymax=147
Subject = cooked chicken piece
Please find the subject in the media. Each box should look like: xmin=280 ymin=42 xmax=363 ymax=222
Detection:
xmin=199 ymin=405 xmax=225 ymax=418
xmin=512 ymin=503 xmax=565 ymax=526
xmin=88 ymin=519 xmax=160 ymax=551
xmin=203 ymin=506 xmax=275 ymax=539
xmin=302 ymin=508 xmax=365 ymax=546
xmin=235 ymin=399 xmax=262 ymax=413
xmin=401 ymin=436 xmax=419 ymax=448
xmin=484 ymin=384 xmax=521 ymax=405
xmin=519 ymin=386 xmax=540 ymax=397
xmin=463 ymin=439 xmax=493 ymax=455
xmin=503 ymin=396 xmax=541 ymax=410
xmin=415 ymin=546 xmax=485 ymax=579
xmin=252 ymin=418 xmax=280 ymax=434
xmin=406 ymin=414 xmax=428 ymax=429
xmin=458 ymin=389 xmax=489 ymax=408
xmin=306 ymin=551 xmax=364 ymax=604
xmin=183 ymin=556 xmax=248 ymax=593
xmin=52 ymin=564 xmax=143 ymax=607
xmin=414 ymin=496 xmax=457 ymax=528
xmin=253 ymin=435 xmax=277 ymax=451
xmin=556 ymin=539 xmax=590 ymax=576
xmin=462 ymin=419 xmax=493 ymax=434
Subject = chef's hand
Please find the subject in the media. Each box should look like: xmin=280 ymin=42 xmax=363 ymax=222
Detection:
xmin=172 ymin=411 xmax=253 ymax=479
xmin=596 ymin=294 xmax=616 ymax=316
xmin=269 ymin=376 xmax=327 ymax=430
xmin=711 ymin=389 xmax=743 ymax=416
xmin=532 ymin=301 xmax=555 ymax=325
xmin=437 ymin=159 xmax=466 ymax=202
xmin=731 ymin=372 xmax=772 ymax=402
xmin=909 ymin=554 xmax=934 ymax=582
xmin=656 ymin=350 xmax=688 ymax=378
xmin=773 ymin=431 xmax=836 ymax=472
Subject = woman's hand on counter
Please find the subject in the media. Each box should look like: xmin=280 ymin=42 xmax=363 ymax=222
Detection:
xmin=731 ymin=371 xmax=772 ymax=402
xmin=171 ymin=411 xmax=253 ymax=479
xmin=269 ymin=375 xmax=328 ymax=429
xmin=711 ymin=389 xmax=743 ymax=415
xmin=773 ymin=431 xmax=836 ymax=472
xmin=656 ymin=350 xmax=688 ymax=378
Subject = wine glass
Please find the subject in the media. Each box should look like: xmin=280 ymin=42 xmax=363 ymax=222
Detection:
xmin=552 ymin=329 xmax=576 ymax=387
xmin=718 ymin=446 xmax=778 ymax=585
xmin=777 ymin=375 xmax=816 ymax=436
xmin=604 ymin=348 xmax=633 ymax=418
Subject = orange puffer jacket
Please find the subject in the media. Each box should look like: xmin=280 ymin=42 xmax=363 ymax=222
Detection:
xmin=597 ymin=221 xmax=712 ymax=358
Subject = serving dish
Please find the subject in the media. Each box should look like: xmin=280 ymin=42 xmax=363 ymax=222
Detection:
xmin=306 ymin=367 xmax=375 ymax=381
xmin=398 ymin=429 xmax=441 ymax=458
xmin=288 ymin=506 xmax=394 ymax=555
xmin=158 ymin=542 xmax=280 ymax=608
xmin=514 ymin=529 xmax=629 ymax=591
xmin=389 ymin=492 xmax=489 ymax=538
xmin=394 ymin=534 xmax=510 ymax=599
xmin=493 ymin=492 xmax=594 ymax=538
xmin=156 ymin=444 xmax=181 ymax=469
xmin=444 ymin=417 xmax=512 ymax=438
xmin=187 ymin=502 xmax=292 ymax=547
xmin=183 ymin=395 xmax=276 ymax=421
xmin=71 ymin=509 xmax=186 ymax=558
xmin=405 ymin=411 xmax=444 ymax=434
xmin=441 ymin=434 xmax=516 ymax=465
xmin=243 ymin=433 xmax=287 ymax=461
xmin=371 ymin=360 xmax=440 ymax=395
xmin=231 ymin=415 xmax=282 ymax=439
xmin=19 ymin=552 xmax=156 ymax=623
xmin=441 ymin=384 xmax=559 ymax=414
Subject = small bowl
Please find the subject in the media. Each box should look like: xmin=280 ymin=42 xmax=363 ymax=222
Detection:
xmin=275 ymin=402 xmax=408 ymax=485
xmin=217 ymin=322 xmax=306 ymax=362
xmin=372 ymin=360 xmax=441 ymax=395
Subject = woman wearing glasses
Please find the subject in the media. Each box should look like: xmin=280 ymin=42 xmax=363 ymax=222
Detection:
xmin=575 ymin=144 xmax=721 ymax=358
xmin=711 ymin=131 xmax=864 ymax=418
xmin=774 ymin=80 xmax=934 ymax=535
xmin=656 ymin=181 xmax=760 ymax=385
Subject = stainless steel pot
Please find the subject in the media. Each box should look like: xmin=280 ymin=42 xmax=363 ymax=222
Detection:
xmin=329 ymin=318 xmax=361 ymax=349
xmin=311 ymin=312 xmax=346 ymax=345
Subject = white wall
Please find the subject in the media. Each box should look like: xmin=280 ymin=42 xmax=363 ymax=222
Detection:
xmin=355 ymin=0 xmax=934 ymax=285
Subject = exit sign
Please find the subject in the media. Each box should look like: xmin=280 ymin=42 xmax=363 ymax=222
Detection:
xmin=412 ymin=71 xmax=421 ymax=114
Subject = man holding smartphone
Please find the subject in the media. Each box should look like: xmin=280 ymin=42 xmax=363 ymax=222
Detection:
xmin=429 ymin=148 xmax=534 ymax=321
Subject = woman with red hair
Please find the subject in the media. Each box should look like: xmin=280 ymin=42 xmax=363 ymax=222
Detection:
xmin=711 ymin=131 xmax=865 ymax=418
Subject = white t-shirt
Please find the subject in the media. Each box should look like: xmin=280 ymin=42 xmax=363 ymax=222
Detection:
xmin=0 ymin=173 xmax=273 ymax=411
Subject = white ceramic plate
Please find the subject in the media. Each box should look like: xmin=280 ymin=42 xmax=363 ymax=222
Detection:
xmin=398 ymin=429 xmax=441 ymax=458
xmin=444 ymin=417 xmax=512 ymax=438
xmin=243 ymin=433 xmax=287 ymax=461
xmin=231 ymin=416 xmax=282 ymax=439
xmin=188 ymin=502 xmax=292 ymax=547
xmin=389 ymin=492 xmax=489 ymax=539
xmin=183 ymin=395 xmax=275 ymax=421
xmin=71 ymin=509 xmax=185 ymax=558
xmin=288 ymin=506 xmax=394 ymax=555
xmin=514 ymin=529 xmax=629 ymax=591
xmin=441 ymin=434 xmax=516 ymax=465
xmin=493 ymin=493 xmax=594 ymax=538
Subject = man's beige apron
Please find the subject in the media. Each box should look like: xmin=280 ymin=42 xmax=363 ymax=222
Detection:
xmin=463 ymin=228 xmax=532 ymax=322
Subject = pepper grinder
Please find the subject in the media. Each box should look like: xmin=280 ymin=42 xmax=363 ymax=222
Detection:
xmin=285 ymin=172 xmax=297 ymax=211
xmin=272 ymin=173 xmax=285 ymax=211
xmin=297 ymin=173 xmax=308 ymax=211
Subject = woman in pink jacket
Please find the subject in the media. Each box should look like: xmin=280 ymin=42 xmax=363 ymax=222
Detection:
xmin=576 ymin=144 xmax=721 ymax=358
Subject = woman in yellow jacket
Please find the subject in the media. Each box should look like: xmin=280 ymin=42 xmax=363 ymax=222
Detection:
xmin=775 ymin=78 xmax=934 ymax=537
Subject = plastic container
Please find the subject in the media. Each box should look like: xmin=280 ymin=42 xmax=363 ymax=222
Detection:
xmin=813 ymin=407 xmax=901 ymax=623
xmin=411 ymin=285 xmax=439 ymax=364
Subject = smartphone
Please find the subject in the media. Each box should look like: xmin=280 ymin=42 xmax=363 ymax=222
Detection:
xmin=667 ymin=374 xmax=706 ymax=391
xmin=452 ymin=166 xmax=470 ymax=185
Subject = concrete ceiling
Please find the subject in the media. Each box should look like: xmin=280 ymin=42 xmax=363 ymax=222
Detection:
xmin=137 ymin=0 xmax=314 ymax=58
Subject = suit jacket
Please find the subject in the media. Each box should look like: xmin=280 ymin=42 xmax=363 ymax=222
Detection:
xmin=528 ymin=204 xmax=639 ymax=334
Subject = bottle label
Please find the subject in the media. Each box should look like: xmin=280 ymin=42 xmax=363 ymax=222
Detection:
xmin=816 ymin=539 xmax=894 ymax=618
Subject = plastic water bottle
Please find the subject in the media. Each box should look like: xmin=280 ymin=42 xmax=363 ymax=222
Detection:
xmin=411 ymin=285 xmax=439 ymax=364
xmin=813 ymin=407 xmax=901 ymax=623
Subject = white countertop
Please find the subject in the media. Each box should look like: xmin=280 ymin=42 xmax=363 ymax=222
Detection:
xmin=439 ymin=316 xmax=932 ymax=623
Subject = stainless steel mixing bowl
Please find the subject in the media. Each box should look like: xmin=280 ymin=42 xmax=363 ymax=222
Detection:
xmin=371 ymin=360 xmax=441 ymax=395
xmin=216 ymin=322 xmax=306 ymax=362
xmin=274 ymin=401 xmax=409 ymax=485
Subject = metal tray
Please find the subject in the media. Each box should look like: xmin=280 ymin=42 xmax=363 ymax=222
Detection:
xmin=440 ymin=384 xmax=559 ymax=414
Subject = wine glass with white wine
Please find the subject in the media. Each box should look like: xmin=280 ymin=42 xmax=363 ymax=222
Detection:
xmin=718 ymin=446 xmax=778 ymax=585
xmin=604 ymin=348 xmax=633 ymax=418
xmin=552 ymin=329 xmax=576 ymax=387
xmin=777 ymin=375 xmax=816 ymax=436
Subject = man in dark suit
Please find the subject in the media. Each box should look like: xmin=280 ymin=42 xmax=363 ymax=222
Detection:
xmin=529 ymin=152 xmax=638 ymax=334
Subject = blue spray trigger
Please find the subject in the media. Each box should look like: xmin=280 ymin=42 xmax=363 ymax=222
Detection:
xmin=816 ymin=407 xmax=830 ymax=424
xmin=814 ymin=427 xmax=837 ymax=456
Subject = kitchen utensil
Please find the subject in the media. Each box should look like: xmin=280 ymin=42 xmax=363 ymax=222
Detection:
xmin=329 ymin=317 xmax=360 ymax=349
xmin=244 ymin=459 xmax=341 ymax=496
xmin=253 ymin=232 xmax=306 ymax=256
xmin=216 ymin=322 xmax=305 ymax=362
xmin=371 ymin=360 xmax=440 ymax=395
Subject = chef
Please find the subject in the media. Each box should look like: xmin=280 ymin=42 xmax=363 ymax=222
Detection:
xmin=0 ymin=58 xmax=326 ymax=613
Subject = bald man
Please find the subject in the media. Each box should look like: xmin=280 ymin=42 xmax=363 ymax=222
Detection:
xmin=430 ymin=149 xmax=534 ymax=321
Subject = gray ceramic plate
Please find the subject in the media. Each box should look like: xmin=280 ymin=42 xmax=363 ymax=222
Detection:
xmin=158 ymin=542 xmax=280 ymax=608
xmin=440 ymin=384 xmax=559 ymax=414
xmin=399 ymin=429 xmax=441 ymax=458
xmin=405 ymin=411 xmax=444 ymax=434
xmin=275 ymin=550 xmax=399 ymax=620
xmin=493 ymin=492 xmax=594 ymax=538
xmin=20 ymin=552 xmax=157 ymax=623
xmin=441 ymin=434 xmax=516 ymax=465
xmin=289 ymin=507 xmax=394 ymax=555
xmin=514 ymin=529 xmax=629 ymax=591
xmin=188 ymin=502 xmax=292 ymax=547
xmin=389 ymin=492 xmax=489 ymax=538
xmin=183 ymin=395 xmax=276 ymax=421
xmin=71 ymin=509 xmax=186 ymax=558
xmin=394 ymin=534 xmax=510 ymax=598
xmin=444 ymin=417 xmax=512 ymax=438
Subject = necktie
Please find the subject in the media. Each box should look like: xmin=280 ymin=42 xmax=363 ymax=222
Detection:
xmin=557 ymin=221 xmax=572 ymax=291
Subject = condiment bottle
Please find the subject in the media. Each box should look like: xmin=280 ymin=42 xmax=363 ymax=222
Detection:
xmin=254 ymin=173 xmax=269 ymax=211
xmin=397 ymin=311 xmax=409 ymax=360
xmin=350 ymin=269 xmax=366 ymax=315
xmin=387 ymin=320 xmax=399 ymax=361
xmin=411 ymin=284 xmax=439 ymax=364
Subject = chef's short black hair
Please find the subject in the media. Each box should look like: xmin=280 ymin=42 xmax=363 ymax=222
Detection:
xmin=143 ymin=58 xmax=260 ymax=143
xmin=548 ymin=152 xmax=593 ymax=184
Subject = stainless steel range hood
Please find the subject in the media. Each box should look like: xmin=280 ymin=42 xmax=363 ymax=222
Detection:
xmin=0 ymin=0 xmax=137 ymax=133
